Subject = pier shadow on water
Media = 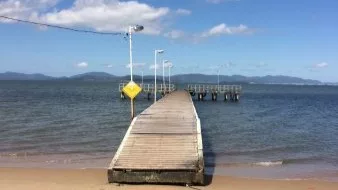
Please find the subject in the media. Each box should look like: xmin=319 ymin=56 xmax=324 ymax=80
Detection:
xmin=194 ymin=99 xmax=217 ymax=186
xmin=202 ymin=129 xmax=216 ymax=186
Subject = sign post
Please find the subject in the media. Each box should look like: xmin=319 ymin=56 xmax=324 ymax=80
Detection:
xmin=122 ymin=81 xmax=142 ymax=119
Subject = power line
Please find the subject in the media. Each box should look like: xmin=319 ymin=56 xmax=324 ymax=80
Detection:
xmin=0 ymin=15 xmax=126 ymax=36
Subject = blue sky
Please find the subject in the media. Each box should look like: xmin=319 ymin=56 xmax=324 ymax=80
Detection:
xmin=0 ymin=0 xmax=337 ymax=82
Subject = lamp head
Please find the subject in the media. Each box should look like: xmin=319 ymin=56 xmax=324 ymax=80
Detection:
xmin=156 ymin=49 xmax=164 ymax=54
xmin=133 ymin=25 xmax=144 ymax=32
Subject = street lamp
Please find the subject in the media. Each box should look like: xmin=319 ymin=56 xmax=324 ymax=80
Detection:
xmin=141 ymin=70 xmax=144 ymax=86
xmin=128 ymin=25 xmax=143 ymax=120
xmin=128 ymin=25 xmax=144 ymax=81
xmin=167 ymin=62 xmax=173 ymax=92
xmin=154 ymin=49 xmax=164 ymax=103
xmin=162 ymin=60 xmax=169 ymax=94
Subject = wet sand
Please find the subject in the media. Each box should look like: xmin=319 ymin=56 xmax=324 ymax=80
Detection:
xmin=0 ymin=167 xmax=337 ymax=190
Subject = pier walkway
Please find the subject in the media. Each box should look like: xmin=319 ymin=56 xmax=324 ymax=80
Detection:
xmin=108 ymin=91 xmax=204 ymax=185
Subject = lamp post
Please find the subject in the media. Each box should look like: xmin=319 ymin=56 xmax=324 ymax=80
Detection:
xmin=162 ymin=60 xmax=169 ymax=94
xmin=217 ymin=69 xmax=220 ymax=92
xmin=141 ymin=70 xmax=144 ymax=86
xmin=167 ymin=62 xmax=173 ymax=92
xmin=128 ymin=25 xmax=143 ymax=119
xmin=154 ymin=50 xmax=164 ymax=103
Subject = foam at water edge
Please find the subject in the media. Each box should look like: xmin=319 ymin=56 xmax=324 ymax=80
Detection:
xmin=253 ymin=161 xmax=283 ymax=166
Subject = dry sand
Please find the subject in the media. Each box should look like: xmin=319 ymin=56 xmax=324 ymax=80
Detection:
xmin=0 ymin=167 xmax=337 ymax=190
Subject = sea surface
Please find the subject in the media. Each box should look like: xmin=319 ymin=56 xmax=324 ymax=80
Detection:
xmin=0 ymin=81 xmax=338 ymax=181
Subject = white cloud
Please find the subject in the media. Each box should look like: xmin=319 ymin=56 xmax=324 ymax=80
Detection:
xmin=1 ymin=0 xmax=172 ymax=35
xmin=149 ymin=64 xmax=159 ymax=70
xmin=1 ymin=0 xmax=253 ymax=41
xmin=163 ymin=30 xmax=202 ymax=43
xmin=37 ymin=25 xmax=48 ymax=31
xmin=206 ymin=0 xmax=240 ymax=4
xmin=314 ymin=62 xmax=328 ymax=68
xmin=223 ymin=61 xmax=235 ymax=68
xmin=35 ymin=0 xmax=170 ymax=35
xmin=126 ymin=63 xmax=146 ymax=68
xmin=100 ymin=64 xmax=113 ymax=68
xmin=76 ymin=62 xmax=88 ymax=68
xmin=164 ymin=30 xmax=185 ymax=39
xmin=176 ymin=8 xmax=191 ymax=15
xmin=206 ymin=0 xmax=223 ymax=4
xmin=208 ymin=65 xmax=219 ymax=71
xmin=255 ymin=62 xmax=267 ymax=68
xmin=201 ymin=23 xmax=254 ymax=37
xmin=165 ymin=24 xmax=254 ymax=42
xmin=209 ymin=62 xmax=234 ymax=71
xmin=0 ymin=0 xmax=59 ymax=22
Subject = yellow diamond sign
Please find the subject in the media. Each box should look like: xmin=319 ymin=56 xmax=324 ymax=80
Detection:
xmin=122 ymin=81 xmax=142 ymax=100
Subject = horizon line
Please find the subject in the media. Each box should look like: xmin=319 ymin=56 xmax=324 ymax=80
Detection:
xmin=1 ymin=71 xmax=337 ymax=83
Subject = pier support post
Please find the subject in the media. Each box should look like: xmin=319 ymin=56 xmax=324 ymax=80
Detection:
xmin=198 ymin=93 xmax=203 ymax=101
xmin=224 ymin=93 xmax=228 ymax=101
xmin=121 ymin=92 xmax=126 ymax=99
xmin=234 ymin=94 xmax=240 ymax=102
xmin=131 ymin=99 xmax=135 ymax=120
xmin=211 ymin=93 xmax=217 ymax=101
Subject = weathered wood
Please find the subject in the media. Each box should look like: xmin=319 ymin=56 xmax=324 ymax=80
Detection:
xmin=107 ymin=91 xmax=204 ymax=185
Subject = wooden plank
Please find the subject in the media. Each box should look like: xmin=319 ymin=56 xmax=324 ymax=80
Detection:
xmin=108 ymin=91 xmax=204 ymax=185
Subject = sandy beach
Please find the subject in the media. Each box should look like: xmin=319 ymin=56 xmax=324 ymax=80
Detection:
xmin=0 ymin=167 xmax=337 ymax=190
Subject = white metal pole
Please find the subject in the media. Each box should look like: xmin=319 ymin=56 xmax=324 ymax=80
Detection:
xmin=141 ymin=70 xmax=144 ymax=86
xmin=217 ymin=70 xmax=220 ymax=92
xmin=129 ymin=26 xmax=135 ymax=120
xmin=169 ymin=66 xmax=171 ymax=92
xmin=162 ymin=60 xmax=165 ymax=93
xmin=129 ymin=27 xmax=133 ymax=81
xmin=154 ymin=51 xmax=157 ymax=103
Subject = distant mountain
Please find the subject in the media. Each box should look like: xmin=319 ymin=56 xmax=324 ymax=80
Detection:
xmin=171 ymin=74 xmax=322 ymax=85
xmin=69 ymin=72 xmax=118 ymax=81
xmin=325 ymin=82 xmax=338 ymax=86
xmin=0 ymin=72 xmax=324 ymax=85
xmin=0 ymin=72 xmax=54 ymax=80
xmin=246 ymin=75 xmax=320 ymax=84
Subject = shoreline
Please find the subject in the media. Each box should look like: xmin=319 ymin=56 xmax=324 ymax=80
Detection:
xmin=1 ymin=167 xmax=338 ymax=190
xmin=2 ymin=154 xmax=338 ymax=182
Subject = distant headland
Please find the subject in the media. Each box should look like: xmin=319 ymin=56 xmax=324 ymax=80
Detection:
xmin=0 ymin=71 xmax=336 ymax=85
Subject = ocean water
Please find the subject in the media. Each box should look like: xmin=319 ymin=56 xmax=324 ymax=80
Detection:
xmin=0 ymin=81 xmax=338 ymax=181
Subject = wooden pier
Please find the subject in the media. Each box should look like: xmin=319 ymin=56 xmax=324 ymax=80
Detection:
xmin=108 ymin=90 xmax=204 ymax=185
